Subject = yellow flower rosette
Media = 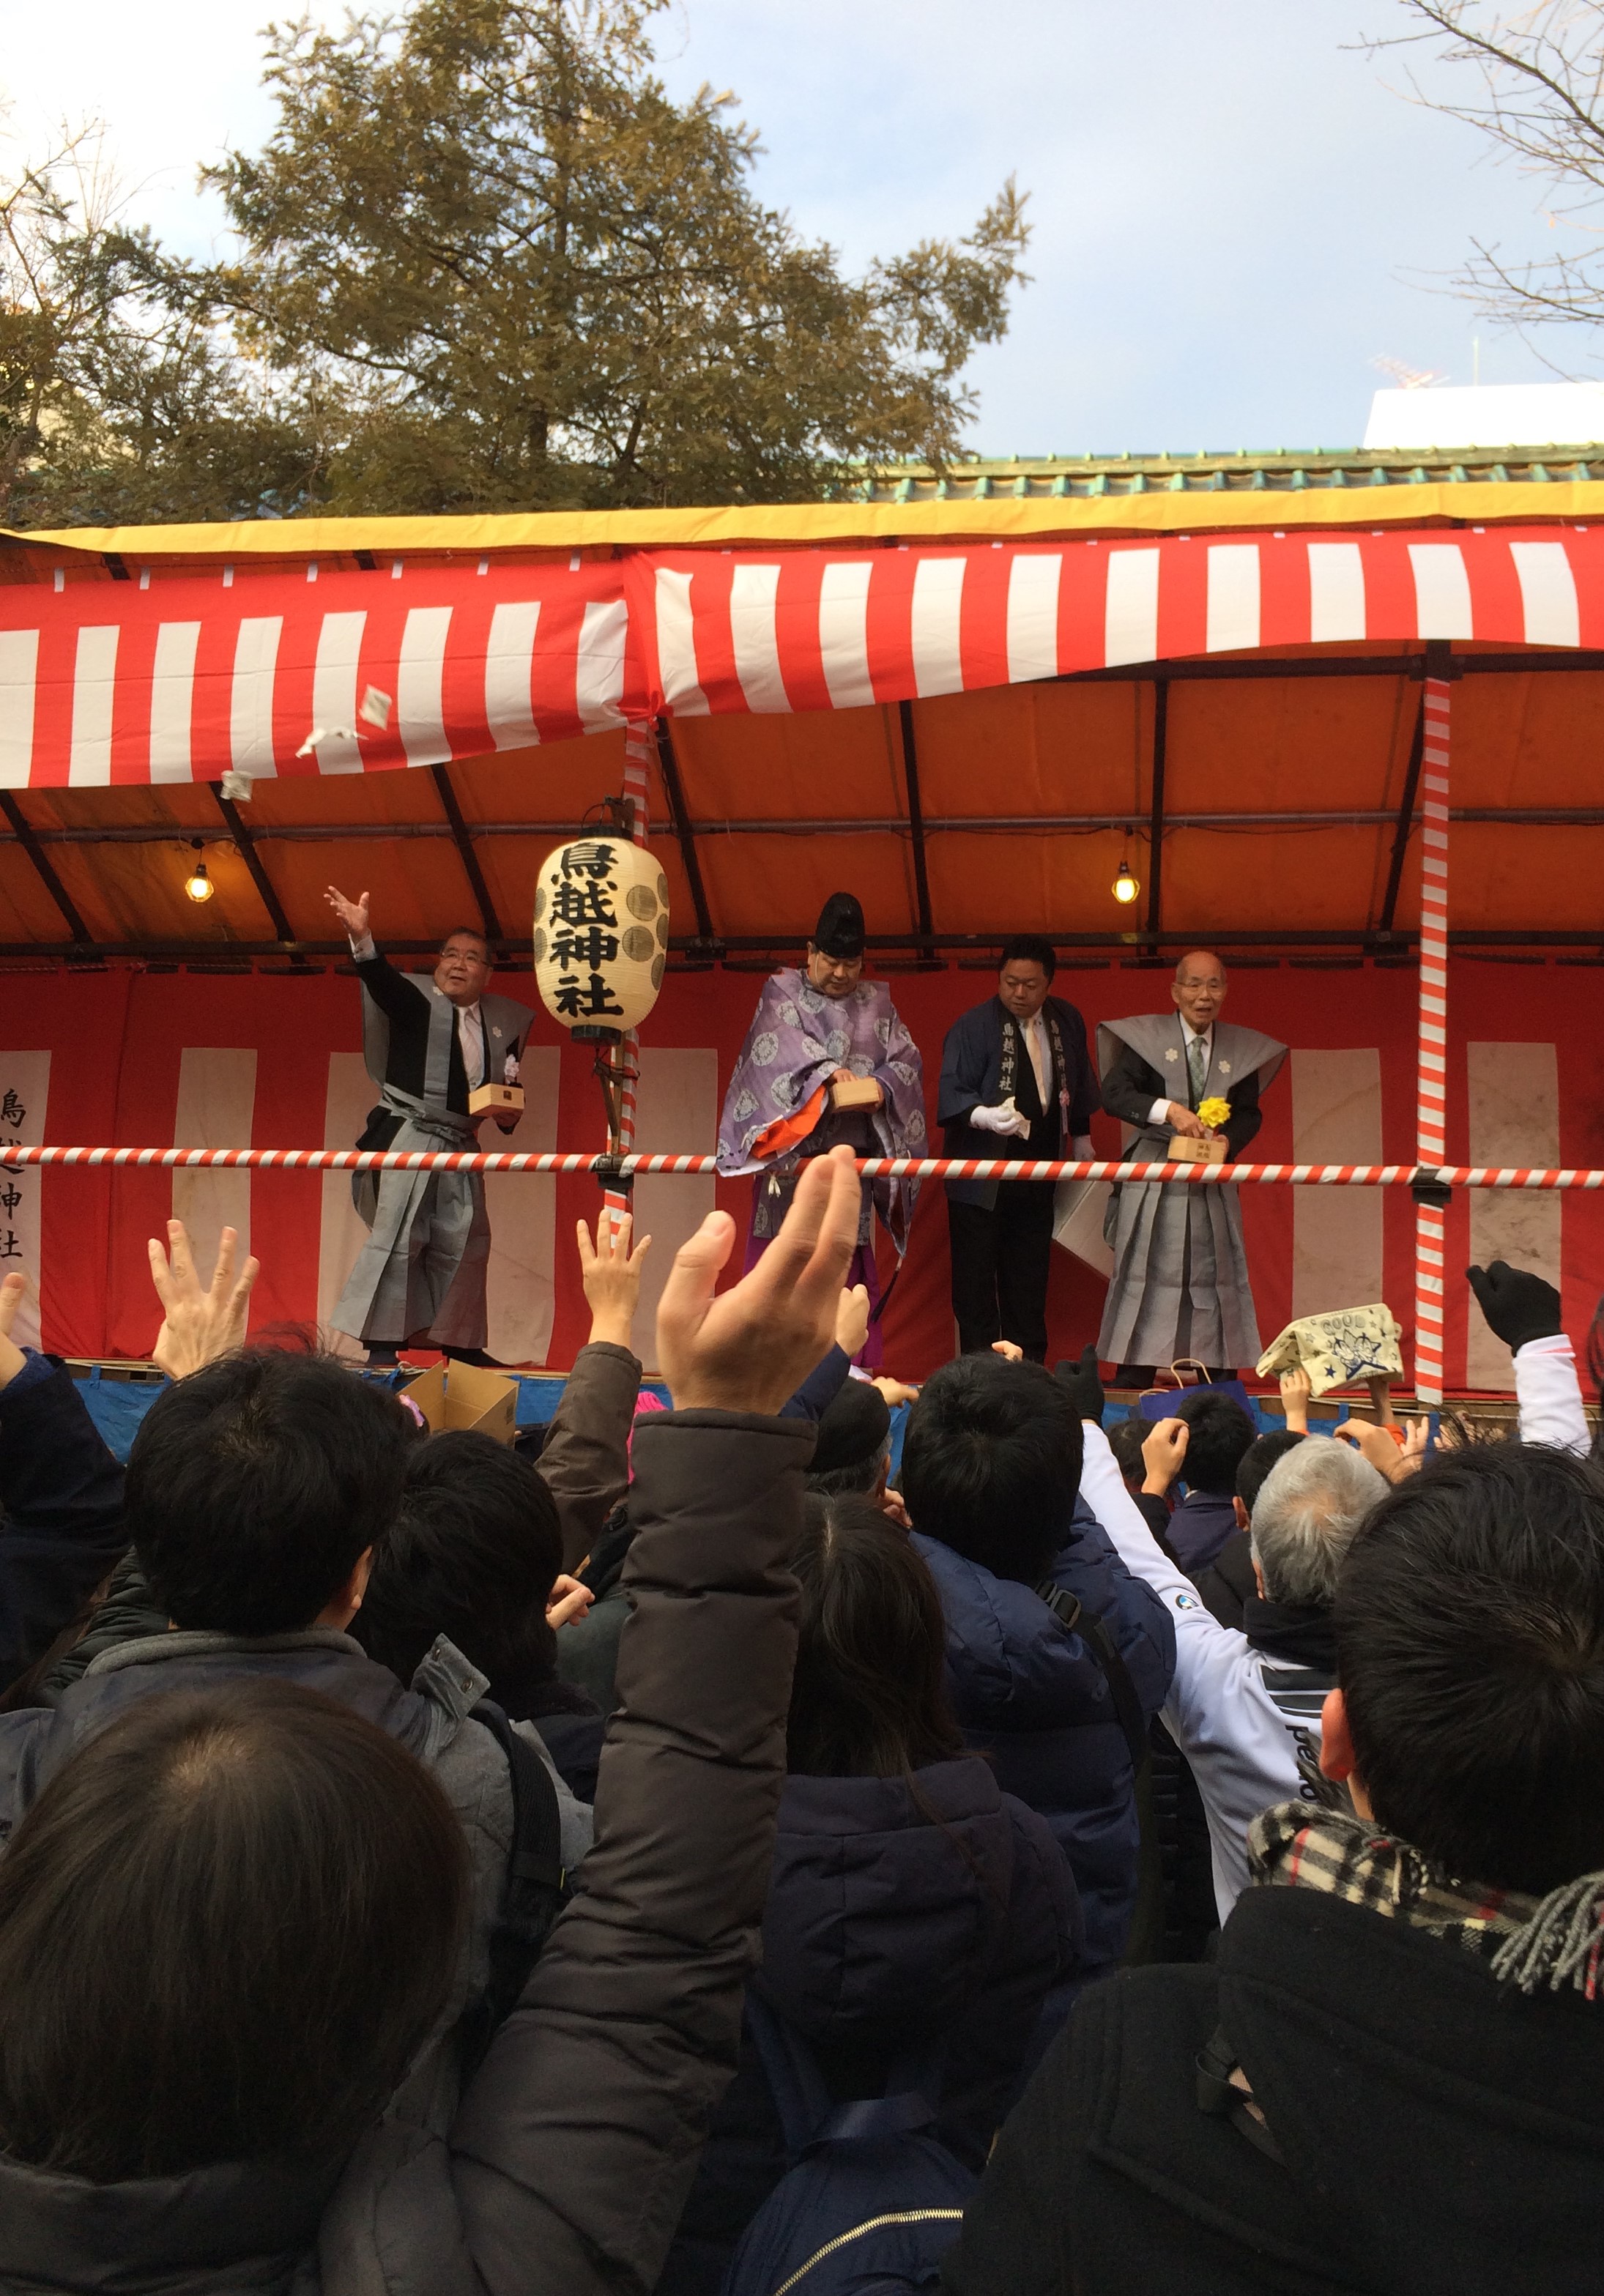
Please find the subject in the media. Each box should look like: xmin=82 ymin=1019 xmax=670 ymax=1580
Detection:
xmin=1196 ymin=1096 xmax=1232 ymax=1134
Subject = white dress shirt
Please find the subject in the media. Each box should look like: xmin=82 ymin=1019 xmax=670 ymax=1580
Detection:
xmin=1023 ymin=1011 xmax=1051 ymax=1110
xmin=1148 ymin=1017 xmax=1211 ymax=1129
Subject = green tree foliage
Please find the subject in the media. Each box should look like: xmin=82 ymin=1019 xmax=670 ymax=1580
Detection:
xmin=10 ymin=0 xmax=1030 ymax=524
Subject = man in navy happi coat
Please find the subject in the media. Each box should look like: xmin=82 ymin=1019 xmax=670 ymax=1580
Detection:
xmin=938 ymin=937 xmax=1099 ymax=1361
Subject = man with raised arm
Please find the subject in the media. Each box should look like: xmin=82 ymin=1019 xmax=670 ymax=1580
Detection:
xmin=1097 ymin=949 xmax=1286 ymax=1383
xmin=325 ymin=886 xmax=533 ymax=1364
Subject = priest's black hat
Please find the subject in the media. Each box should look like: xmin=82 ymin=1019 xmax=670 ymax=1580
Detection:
xmin=812 ymin=891 xmax=865 ymax=959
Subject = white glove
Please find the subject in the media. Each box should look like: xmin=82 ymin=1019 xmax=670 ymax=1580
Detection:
xmin=970 ymin=1099 xmax=1031 ymax=1140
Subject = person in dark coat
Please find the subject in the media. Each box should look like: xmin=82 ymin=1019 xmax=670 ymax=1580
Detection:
xmin=0 ymin=1270 xmax=126 ymax=1699
xmin=938 ymin=938 xmax=1099 ymax=1361
xmin=659 ymin=1495 xmax=1080 ymax=2294
xmin=941 ymin=1441 xmax=1604 ymax=2296
xmin=898 ymin=1354 xmax=1176 ymax=1991
xmin=1148 ymin=1387 xmax=1257 ymax=1575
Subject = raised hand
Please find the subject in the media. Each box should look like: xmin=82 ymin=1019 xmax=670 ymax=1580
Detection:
xmin=576 ymin=1211 xmax=652 ymax=1351
xmin=1141 ymin=1413 xmax=1189 ymax=1496
xmin=656 ymin=1144 xmax=861 ymax=1414
xmin=1466 ymin=1259 xmax=1562 ymax=1353
xmin=1279 ymin=1363 xmax=1312 ymax=1433
xmin=546 ymin=1572 xmax=596 ymax=1629
xmin=324 ymin=884 xmax=371 ymax=940
xmin=0 ymin=1268 xmax=30 ymax=1389
xmin=149 ymin=1219 xmax=260 ymax=1380
xmin=834 ymin=1282 xmax=871 ymax=1361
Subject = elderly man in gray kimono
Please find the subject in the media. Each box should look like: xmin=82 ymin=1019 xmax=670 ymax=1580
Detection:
xmin=1098 ymin=949 xmax=1286 ymax=1385
xmin=325 ymin=886 xmax=532 ymax=1364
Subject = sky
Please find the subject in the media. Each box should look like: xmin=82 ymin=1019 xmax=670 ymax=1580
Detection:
xmin=0 ymin=0 xmax=1582 ymax=455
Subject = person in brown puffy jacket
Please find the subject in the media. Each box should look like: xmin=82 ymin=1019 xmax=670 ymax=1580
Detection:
xmin=0 ymin=1146 xmax=864 ymax=2296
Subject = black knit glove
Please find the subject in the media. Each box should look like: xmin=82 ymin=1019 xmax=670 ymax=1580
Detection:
xmin=1466 ymin=1260 xmax=1562 ymax=1352
xmin=1055 ymin=1342 xmax=1105 ymax=1427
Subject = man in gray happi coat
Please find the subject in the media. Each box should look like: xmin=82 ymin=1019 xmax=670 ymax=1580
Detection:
xmin=325 ymin=886 xmax=532 ymax=1364
xmin=1097 ymin=950 xmax=1286 ymax=1383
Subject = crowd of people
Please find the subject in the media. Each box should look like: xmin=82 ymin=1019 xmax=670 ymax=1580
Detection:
xmin=0 ymin=1163 xmax=1598 ymax=2295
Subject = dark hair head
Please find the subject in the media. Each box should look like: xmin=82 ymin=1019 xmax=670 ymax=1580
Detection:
xmin=440 ymin=925 xmax=491 ymax=959
xmin=1173 ymin=1389 xmax=1257 ymax=1496
xmin=0 ymin=1682 xmax=467 ymax=2182
xmin=126 ymin=1352 xmax=412 ymax=1635
xmin=354 ymin=1430 xmax=562 ymax=1696
xmin=787 ymin=1496 xmax=963 ymax=1777
xmin=1236 ymin=1428 xmax=1304 ymax=1516
xmin=998 ymin=935 xmax=1057 ymax=982
xmin=899 ymin=1355 xmax=1083 ymax=1583
xmin=1107 ymin=1416 xmax=1149 ymax=1486
xmin=1337 ymin=1444 xmax=1604 ymax=1895
xmin=807 ymin=1379 xmax=893 ymax=1497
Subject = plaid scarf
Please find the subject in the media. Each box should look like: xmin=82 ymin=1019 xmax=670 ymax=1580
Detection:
xmin=1248 ymin=1801 xmax=1604 ymax=1999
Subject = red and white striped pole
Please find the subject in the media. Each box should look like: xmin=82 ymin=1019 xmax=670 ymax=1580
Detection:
xmin=601 ymin=721 xmax=654 ymax=1236
xmin=1413 ymin=664 xmax=1452 ymax=1405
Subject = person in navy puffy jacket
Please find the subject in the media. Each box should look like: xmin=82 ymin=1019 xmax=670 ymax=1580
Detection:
xmin=900 ymin=1353 xmax=1176 ymax=1992
xmin=658 ymin=1493 xmax=1080 ymax=2294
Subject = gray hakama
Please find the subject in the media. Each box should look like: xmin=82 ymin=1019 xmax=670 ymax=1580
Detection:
xmin=1096 ymin=1014 xmax=1287 ymax=1370
xmin=330 ymin=975 xmax=531 ymax=1352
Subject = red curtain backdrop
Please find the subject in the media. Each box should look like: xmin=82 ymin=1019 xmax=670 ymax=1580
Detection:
xmin=7 ymin=957 xmax=1603 ymax=1386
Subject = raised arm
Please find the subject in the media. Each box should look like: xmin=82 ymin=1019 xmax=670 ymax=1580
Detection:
xmin=1469 ymin=1260 xmax=1590 ymax=1457
xmin=324 ymin=885 xmax=426 ymax=1027
xmin=539 ymin=1215 xmax=650 ymax=1573
xmin=448 ymin=1151 xmax=861 ymax=2296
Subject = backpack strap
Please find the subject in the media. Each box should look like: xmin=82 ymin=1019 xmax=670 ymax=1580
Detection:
xmin=744 ymin=1994 xmax=944 ymax=2166
xmin=1034 ymin=1580 xmax=1149 ymax=1786
xmin=456 ymin=1698 xmax=568 ymax=2081
xmin=1036 ymin=1578 xmax=1165 ymax=1964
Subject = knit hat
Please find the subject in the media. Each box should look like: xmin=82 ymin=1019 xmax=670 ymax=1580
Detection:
xmin=810 ymin=1377 xmax=891 ymax=1477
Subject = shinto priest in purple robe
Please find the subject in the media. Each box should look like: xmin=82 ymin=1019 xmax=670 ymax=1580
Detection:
xmin=716 ymin=893 xmax=926 ymax=1360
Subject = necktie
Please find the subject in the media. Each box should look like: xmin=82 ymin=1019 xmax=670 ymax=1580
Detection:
xmin=458 ymin=1004 xmax=486 ymax=1089
xmin=1187 ymin=1031 xmax=1208 ymax=1104
xmin=1027 ymin=1017 xmax=1050 ymax=1107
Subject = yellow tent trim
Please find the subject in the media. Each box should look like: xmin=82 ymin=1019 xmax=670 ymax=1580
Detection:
xmin=10 ymin=480 xmax=1604 ymax=560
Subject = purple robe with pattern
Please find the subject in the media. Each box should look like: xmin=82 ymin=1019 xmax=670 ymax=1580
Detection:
xmin=717 ymin=969 xmax=926 ymax=1257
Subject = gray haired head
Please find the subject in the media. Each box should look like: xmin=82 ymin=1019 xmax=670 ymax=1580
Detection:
xmin=1250 ymin=1436 xmax=1389 ymax=1609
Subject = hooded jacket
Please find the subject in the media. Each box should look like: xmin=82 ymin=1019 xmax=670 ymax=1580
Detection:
xmin=912 ymin=1506 xmax=1175 ymax=1977
xmin=0 ymin=1409 xmax=814 ymax=2296
xmin=658 ymin=1756 xmax=1081 ymax=2295
xmin=942 ymin=1881 xmax=1604 ymax=2296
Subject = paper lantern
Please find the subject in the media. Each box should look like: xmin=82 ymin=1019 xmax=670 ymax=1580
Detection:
xmin=532 ymin=835 xmax=669 ymax=1034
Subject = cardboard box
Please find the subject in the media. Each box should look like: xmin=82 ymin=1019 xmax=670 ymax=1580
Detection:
xmin=469 ymin=1081 xmax=525 ymax=1118
xmin=403 ymin=1358 xmax=519 ymax=1445
xmin=1166 ymin=1135 xmax=1227 ymax=1164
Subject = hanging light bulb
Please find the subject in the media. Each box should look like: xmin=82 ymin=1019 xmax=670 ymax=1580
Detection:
xmin=1112 ymin=857 xmax=1140 ymax=905
xmin=184 ymin=839 xmax=215 ymax=904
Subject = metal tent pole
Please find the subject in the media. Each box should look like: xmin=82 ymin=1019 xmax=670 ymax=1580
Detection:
xmin=1413 ymin=654 xmax=1452 ymax=1405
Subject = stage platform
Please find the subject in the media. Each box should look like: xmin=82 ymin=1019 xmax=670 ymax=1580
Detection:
xmin=63 ymin=1359 xmax=1529 ymax=1468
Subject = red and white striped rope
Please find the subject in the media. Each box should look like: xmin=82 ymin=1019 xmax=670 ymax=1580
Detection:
xmin=7 ymin=1147 xmax=1600 ymax=1186
xmin=1414 ymin=674 xmax=1452 ymax=1405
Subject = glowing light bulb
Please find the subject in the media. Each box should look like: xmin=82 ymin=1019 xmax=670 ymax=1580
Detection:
xmin=1112 ymin=859 xmax=1140 ymax=905
xmin=184 ymin=842 xmax=215 ymax=903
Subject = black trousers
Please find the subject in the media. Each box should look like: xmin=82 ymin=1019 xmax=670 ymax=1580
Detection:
xmin=949 ymin=1184 xmax=1058 ymax=1361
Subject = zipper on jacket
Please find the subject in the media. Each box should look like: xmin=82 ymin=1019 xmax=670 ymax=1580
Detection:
xmin=770 ymin=2207 xmax=968 ymax=2296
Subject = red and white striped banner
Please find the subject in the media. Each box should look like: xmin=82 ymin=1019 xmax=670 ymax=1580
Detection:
xmin=2 ymin=527 xmax=1599 ymax=785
